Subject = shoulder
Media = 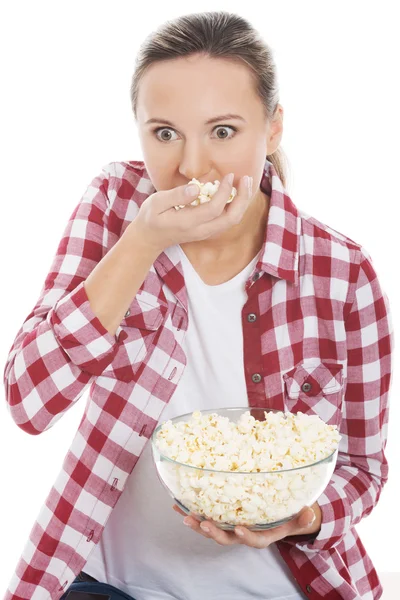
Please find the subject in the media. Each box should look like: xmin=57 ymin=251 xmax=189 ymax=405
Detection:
xmin=295 ymin=209 xmax=379 ymax=307
xmin=297 ymin=207 xmax=368 ymax=263
xmin=100 ymin=160 xmax=155 ymax=208
xmin=86 ymin=160 xmax=155 ymax=242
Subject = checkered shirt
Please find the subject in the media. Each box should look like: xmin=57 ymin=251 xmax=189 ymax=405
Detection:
xmin=3 ymin=158 xmax=394 ymax=599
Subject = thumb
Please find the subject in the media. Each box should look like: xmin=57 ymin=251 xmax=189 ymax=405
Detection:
xmin=152 ymin=181 xmax=200 ymax=213
xmin=174 ymin=182 xmax=201 ymax=210
xmin=185 ymin=183 xmax=200 ymax=197
xmin=297 ymin=506 xmax=316 ymax=530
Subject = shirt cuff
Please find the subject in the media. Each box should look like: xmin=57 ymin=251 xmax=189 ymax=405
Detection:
xmin=48 ymin=280 xmax=128 ymax=376
xmin=283 ymin=482 xmax=352 ymax=553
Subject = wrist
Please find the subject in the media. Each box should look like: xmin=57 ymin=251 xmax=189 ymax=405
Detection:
xmin=125 ymin=220 xmax=163 ymax=260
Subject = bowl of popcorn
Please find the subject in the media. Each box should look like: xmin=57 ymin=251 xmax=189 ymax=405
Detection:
xmin=151 ymin=407 xmax=341 ymax=531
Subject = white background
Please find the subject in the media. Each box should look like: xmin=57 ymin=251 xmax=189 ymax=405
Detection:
xmin=0 ymin=1 xmax=399 ymax=597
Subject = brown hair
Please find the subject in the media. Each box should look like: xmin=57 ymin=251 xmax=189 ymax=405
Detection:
xmin=130 ymin=10 xmax=289 ymax=187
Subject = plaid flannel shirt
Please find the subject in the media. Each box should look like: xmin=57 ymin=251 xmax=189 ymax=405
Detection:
xmin=3 ymin=159 xmax=393 ymax=600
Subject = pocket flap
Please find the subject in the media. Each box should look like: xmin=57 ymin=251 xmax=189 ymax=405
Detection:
xmin=283 ymin=361 xmax=343 ymax=399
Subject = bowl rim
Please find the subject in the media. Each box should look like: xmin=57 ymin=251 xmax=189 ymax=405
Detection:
xmin=150 ymin=407 xmax=339 ymax=474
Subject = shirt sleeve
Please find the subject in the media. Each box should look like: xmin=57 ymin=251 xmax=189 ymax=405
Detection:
xmin=3 ymin=165 xmax=128 ymax=436
xmin=283 ymin=246 xmax=394 ymax=552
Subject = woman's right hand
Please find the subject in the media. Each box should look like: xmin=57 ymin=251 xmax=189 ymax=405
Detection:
xmin=128 ymin=173 xmax=254 ymax=254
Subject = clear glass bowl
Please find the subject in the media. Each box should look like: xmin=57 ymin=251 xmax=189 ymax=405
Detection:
xmin=151 ymin=407 xmax=338 ymax=531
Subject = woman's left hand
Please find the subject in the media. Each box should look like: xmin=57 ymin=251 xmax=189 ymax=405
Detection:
xmin=172 ymin=502 xmax=321 ymax=548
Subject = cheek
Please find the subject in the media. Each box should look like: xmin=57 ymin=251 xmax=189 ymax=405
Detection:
xmin=140 ymin=162 xmax=165 ymax=193
xmin=141 ymin=146 xmax=174 ymax=187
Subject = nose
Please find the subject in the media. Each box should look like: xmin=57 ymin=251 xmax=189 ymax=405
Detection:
xmin=178 ymin=139 xmax=212 ymax=183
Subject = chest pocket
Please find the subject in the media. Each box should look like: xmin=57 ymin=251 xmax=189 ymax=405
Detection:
xmin=282 ymin=361 xmax=344 ymax=427
xmin=101 ymin=292 xmax=168 ymax=382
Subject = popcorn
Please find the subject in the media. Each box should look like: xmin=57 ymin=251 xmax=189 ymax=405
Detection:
xmin=153 ymin=410 xmax=341 ymax=528
xmin=174 ymin=178 xmax=237 ymax=210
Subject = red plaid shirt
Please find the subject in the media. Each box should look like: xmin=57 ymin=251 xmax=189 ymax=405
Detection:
xmin=3 ymin=159 xmax=393 ymax=600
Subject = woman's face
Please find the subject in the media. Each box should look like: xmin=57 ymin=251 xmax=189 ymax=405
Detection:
xmin=135 ymin=54 xmax=283 ymax=197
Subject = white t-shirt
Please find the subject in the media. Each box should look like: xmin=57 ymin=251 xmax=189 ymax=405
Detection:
xmin=84 ymin=245 xmax=305 ymax=600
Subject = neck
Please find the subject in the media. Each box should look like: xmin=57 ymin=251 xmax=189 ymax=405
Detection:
xmin=180 ymin=189 xmax=270 ymax=263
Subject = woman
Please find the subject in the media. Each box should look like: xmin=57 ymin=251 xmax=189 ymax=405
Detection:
xmin=3 ymin=11 xmax=393 ymax=600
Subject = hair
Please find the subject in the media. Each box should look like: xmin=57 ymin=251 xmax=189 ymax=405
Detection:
xmin=130 ymin=11 xmax=289 ymax=188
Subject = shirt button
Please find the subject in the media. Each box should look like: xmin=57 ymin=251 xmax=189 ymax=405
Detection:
xmin=247 ymin=313 xmax=257 ymax=322
xmin=306 ymin=584 xmax=312 ymax=593
xmin=124 ymin=309 xmax=131 ymax=317
xmin=301 ymin=382 xmax=312 ymax=393
xmin=252 ymin=373 xmax=262 ymax=383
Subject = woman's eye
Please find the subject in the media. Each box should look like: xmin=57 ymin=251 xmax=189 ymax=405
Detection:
xmin=214 ymin=126 xmax=237 ymax=140
xmin=153 ymin=125 xmax=237 ymax=142
xmin=154 ymin=128 xmax=178 ymax=142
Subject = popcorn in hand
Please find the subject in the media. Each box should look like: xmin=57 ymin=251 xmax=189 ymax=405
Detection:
xmin=174 ymin=178 xmax=237 ymax=210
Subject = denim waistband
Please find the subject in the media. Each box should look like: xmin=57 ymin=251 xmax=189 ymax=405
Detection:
xmin=78 ymin=570 xmax=99 ymax=583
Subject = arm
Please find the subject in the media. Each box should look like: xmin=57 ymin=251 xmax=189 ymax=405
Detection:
xmin=3 ymin=166 xmax=158 ymax=435
xmin=283 ymin=246 xmax=394 ymax=551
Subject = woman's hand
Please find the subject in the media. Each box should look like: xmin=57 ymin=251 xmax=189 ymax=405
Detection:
xmin=172 ymin=502 xmax=321 ymax=548
xmin=128 ymin=173 xmax=253 ymax=255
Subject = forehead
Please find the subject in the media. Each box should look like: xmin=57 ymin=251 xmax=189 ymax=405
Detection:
xmin=137 ymin=55 xmax=258 ymax=120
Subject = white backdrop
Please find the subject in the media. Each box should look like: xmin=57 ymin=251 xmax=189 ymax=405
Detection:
xmin=1 ymin=1 xmax=399 ymax=598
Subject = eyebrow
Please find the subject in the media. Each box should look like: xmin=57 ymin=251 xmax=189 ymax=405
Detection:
xmin=145 ymin=114 xmax=246 ymax=127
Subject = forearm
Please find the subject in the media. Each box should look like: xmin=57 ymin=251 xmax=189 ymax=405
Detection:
xmin=4 ymin=221 xmax=160 ymax=434
xmin=84 ymin=221 xmax=161 ymax=337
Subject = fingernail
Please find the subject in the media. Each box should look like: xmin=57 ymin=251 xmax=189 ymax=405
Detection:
xmin=200 ymin=522 xmax=210 ymax=533
xmin=244 ymin=176 xmax=253 ymax=193
xmin=307 ymin=512 xmax=316 ymax=527
xmin=185 ymin=184 xmax=199 ymax=196
xmin=183 ymin=518 xmax=192 ymax=527
xmin=235 ymin=528 xmax=244 ymax=537
xmin=226 ymin=172 xmax=234 ymax=186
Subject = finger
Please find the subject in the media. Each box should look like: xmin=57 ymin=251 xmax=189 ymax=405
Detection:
xmin=183 ymin=514 xmax=236 ymax=545
xmin=172 ymin=504 xmax=201 ymax=522
xmin=156 ymin=182 xmax=201 ymax=213
xmin=234 ymin=525 xmax=277 ymax=549
xmin=191 ymin=174 xmax=252 ymax=240
xmin=172 ymin=504 xmax=186 ymax=517
xmin=197 ymin=520 xmax=238 ymax=546
xmin=245 ymin=508 xmax=314 ymax=546
xmin=183 ymin=516 xmax=215 ymax=540
xmin=222 ymin=173 xmax=253 ymax=223
xmin=234 ymin=515 xmax=299 ymax=548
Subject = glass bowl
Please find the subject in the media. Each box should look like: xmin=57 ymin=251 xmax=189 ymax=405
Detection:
xmin=151 ymin=407 xmax=338 ymax=531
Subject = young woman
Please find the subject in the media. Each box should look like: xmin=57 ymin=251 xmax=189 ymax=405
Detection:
xmin=4 ymin=11 xmax=393 ymax=600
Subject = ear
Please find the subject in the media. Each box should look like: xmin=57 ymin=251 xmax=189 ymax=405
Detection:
xmin=267 ymin=104 xmax=284 ymax=155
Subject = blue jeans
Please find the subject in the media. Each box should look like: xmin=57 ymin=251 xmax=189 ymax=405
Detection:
xmin=60 ymin=571 xmax=136 ymax=599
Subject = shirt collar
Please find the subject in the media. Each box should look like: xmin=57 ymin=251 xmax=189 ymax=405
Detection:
xmin=258 ymin=158 xmax=300 ymax=285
